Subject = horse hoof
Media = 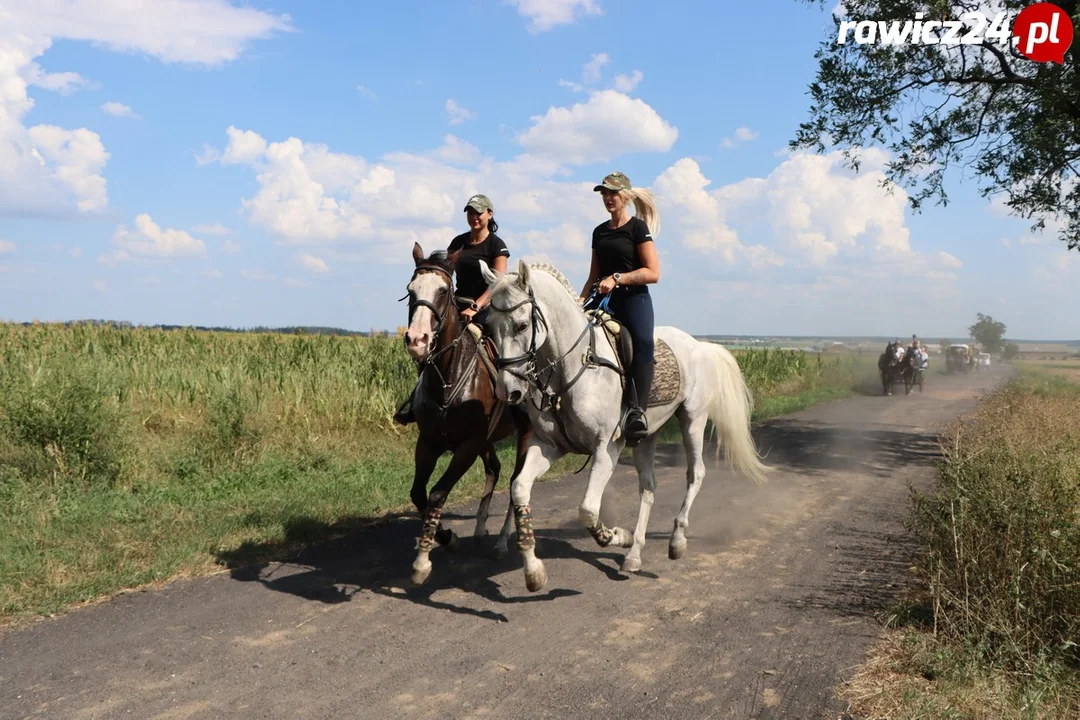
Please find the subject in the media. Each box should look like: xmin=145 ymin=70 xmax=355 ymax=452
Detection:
xmin=525 ymin=564 xmax=548 ymax=593
xmin=669 ymin=542 xmax=687 ymax=560
xmin=411 ymin=563 xmax=433 ymax=586
xmin=621 ymin=555 xmax=642 ymax=573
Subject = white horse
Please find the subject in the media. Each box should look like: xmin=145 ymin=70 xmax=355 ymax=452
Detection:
xmin=478 ymin=260 xmax=768 ymax=592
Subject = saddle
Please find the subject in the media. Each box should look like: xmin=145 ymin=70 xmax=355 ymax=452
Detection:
xmin=584 ymin=308 xmax=680 ymax=408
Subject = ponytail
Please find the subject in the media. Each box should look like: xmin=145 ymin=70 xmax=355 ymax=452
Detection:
xmin=488 ymin=217 xmax=499 ymax=234
xmin=624 ymin=188 xmax=660 ymax=237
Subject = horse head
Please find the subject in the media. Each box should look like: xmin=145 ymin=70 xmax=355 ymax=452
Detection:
xmin=403 ymin=242 xmax=460 ymax=363
xmin=479 ymin=259 xmax=554 ymax=405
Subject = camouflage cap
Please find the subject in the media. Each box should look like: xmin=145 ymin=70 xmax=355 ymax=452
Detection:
xmin=593 ymin=172 xmax=631 ymax=192
xmin=463 ymin=194 xmax=493 ymax=213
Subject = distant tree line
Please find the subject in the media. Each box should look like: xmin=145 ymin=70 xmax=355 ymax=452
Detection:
xmin=12 ymin=319 xmax=370 ymax=337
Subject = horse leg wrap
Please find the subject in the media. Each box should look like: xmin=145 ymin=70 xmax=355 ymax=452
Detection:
xmin=417 ymin=506 xmax=442 ymax=553
xmin=588 ymin=520 xmax=615 ymax=548
xmin=514 ymin=505 xmax=535 ymax=551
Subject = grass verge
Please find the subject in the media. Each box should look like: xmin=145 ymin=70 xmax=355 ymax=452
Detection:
xmin=836 ymin=365 xmax=1080 ymax=719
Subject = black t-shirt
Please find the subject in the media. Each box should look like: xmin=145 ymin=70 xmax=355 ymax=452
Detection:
xmin=592 ymin=217 xmax=653 ymax=293
xmin=447 ymin=232 xmax=510 ymax=300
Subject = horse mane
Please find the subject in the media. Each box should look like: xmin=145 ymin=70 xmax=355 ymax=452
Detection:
xmin=490 ymin=262 xmax=579 ymax=303
xmin=421 ymin=249 xmax=455 ymax=275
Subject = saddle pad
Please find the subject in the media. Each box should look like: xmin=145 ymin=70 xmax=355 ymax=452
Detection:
xmin=649 ymin=338 xmax=680 ymax=407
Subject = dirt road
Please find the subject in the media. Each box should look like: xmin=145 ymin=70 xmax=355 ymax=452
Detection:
xmin=0 ymin=366 xmax=1009 ymax=719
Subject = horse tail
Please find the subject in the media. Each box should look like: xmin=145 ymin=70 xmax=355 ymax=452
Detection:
xmin=696 ymin=341 xmax=769 ymax=485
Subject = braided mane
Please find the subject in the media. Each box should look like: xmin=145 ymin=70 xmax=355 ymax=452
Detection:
xmin=489 ymin=261 xmax=579 ymax=302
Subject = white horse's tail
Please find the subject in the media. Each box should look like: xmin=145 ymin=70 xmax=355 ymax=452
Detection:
xmin=696 ymin=341 xmax=769 ymax=485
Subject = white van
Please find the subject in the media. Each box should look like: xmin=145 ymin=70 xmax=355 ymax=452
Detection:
xmin=978 ymin=352 xmax=991 ymax=367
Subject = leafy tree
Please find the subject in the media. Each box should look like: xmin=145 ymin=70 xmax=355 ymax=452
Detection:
xmin=1003 ymin=342 xmax=1020 ymax=359
xmin=793 ymin=1 xmax=1080 ymax=251
xmin=969 ymin=312 xmax=1007 ymax=352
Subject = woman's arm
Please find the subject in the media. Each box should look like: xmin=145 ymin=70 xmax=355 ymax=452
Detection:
xmin=614 ymin=240 xmax=660 ymax=286
xmin=578 ymin=250 xmax=600 ymax=303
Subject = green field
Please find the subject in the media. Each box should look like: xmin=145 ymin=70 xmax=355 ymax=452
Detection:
xmin=0 ymin=322 xmax=873 ymax=626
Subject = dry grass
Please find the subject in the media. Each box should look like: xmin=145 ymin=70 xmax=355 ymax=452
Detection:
xmin=838 ymin=629 xmax=1080 ymax=720
xmin=837 ymin=368 xmax=1080 ymax=719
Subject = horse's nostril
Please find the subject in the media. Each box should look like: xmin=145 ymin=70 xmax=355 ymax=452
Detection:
xmin=509 ymin=390 xmax=522 ymax=404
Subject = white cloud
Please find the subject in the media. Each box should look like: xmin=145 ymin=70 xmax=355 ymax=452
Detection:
xmin=92 ymin=279 xmax=107 ymax=292
xmin=30 ymin=70 xmax=98 ymax=94
xmin=432 ymin=134 xmax=482 ymax=166
xmin=356 ymin=84 xmax=378 ymax=102
xmin=69 ymin=246 xmax=82 ymax=258
xmin=140 ymin=275 xmax=161 ymax=284
xmin=222 ymin=239 xmax=241 ymax=254
xmin=720 ymin=126 xmax=759 ymax=149
xmin=221 ymin=126 xmax=268 ymax=165
xmin=1 ymin=1 xmax=290 ymax=219
xmin=283 ymin=277 xmax=309 ymax=288
xmin=613 ymin=70 xmax=643 ymax=92
xmin=201 ymin=269 xmax=223 ymax=279
xmin=298 ymin=253 xmax=329 ymax=273
xmin=507 ymin=0 xmax=602 ymax=33
xmin=0 ymin=240 xmax=16 ymax=253
xmin=195 ymin=144 xmax=221 ymax=166
xmin=101 ymin=214 xmax=207 ymax=263
xmin=193 ymin=223 xmax=231 ymax=236
xmin=582 ymin=52 xmax=609 ymax=83
xmin=446 ymin=99 xmax=475 ymax=125
xmin=10 ymin=1 xmax=293 ymax=66
xmin=101 ymin=101 xmax=139 ymax=119
xmin=516 ymin=90 xmax=678 ymax=165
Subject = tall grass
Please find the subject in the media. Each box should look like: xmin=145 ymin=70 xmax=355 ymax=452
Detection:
xmin=908 ymin=369 xmax=1080 ymax=671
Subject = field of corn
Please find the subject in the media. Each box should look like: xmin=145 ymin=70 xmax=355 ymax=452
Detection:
xmin=0 ymin=322 xmax=869 ymax=624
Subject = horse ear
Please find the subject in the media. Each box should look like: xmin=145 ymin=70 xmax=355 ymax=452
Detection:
xmin=517 ymin=259 xmax=530 ymax=289
xmin=446 ymin=249 xmax=461 ymax=272
xmin=412 ymin=242 xmax=424 ymax=266
xmin=478 ymin=259 xmax=496 ymax=285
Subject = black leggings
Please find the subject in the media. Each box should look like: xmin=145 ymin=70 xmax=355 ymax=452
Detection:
xmin=604 ymin=289 xmax=654 ymax=410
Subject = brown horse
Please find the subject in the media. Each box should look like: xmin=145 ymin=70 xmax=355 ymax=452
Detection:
xmin=878 ymin=341 xmax=904 ymax=395
xmin=400 ymin=242 xmax=532 ymax=585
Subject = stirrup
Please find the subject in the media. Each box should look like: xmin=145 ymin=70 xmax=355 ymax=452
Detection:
xmin=623 ymin=407 xmax=648 ymax=446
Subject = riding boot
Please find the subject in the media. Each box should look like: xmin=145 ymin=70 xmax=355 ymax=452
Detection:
xmin=624 ymin=361 xmax=654 ymax=446
xmin=393 ymin=381 xmax=420 ymax=426
xmin=393 ymin=396 xmax=416 ymax=426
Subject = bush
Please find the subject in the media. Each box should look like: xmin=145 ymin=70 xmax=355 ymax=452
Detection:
xmin=908 ymin=379 xmax=1080 ymax=670
xmin=0 ymin=355 xmax=129 ymax=488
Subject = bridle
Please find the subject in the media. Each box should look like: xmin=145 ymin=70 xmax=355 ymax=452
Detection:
xmin=400 ymin=263 xmax=456 ymax=353
xmin=487 ymin=283 xmax=621 ymax=454
xmin=398 ymin=263 xmax=479 ymax=427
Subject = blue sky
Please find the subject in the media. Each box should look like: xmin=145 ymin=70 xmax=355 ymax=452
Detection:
xmin=1 ymin=0 xmax=1076 ymax=340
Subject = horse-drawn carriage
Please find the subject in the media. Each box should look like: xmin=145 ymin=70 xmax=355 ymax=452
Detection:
xmin=946 ymin=344 xmax=972 ymax=374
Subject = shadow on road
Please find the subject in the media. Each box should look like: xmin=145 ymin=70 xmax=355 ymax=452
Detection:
xmin=631 ymin=421 xmax=942 ymax=479
xmin=213 ymin=513 xmax=633 ymax=622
